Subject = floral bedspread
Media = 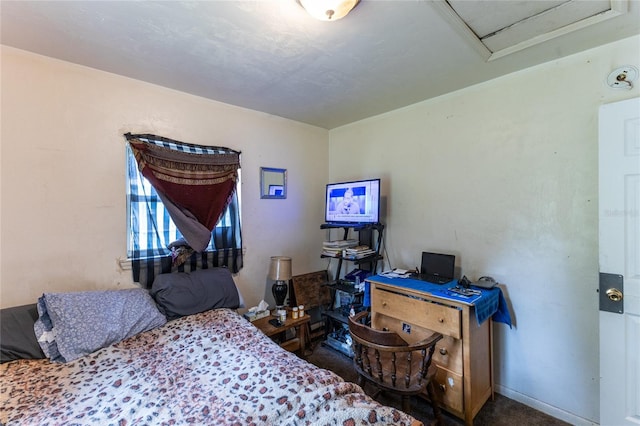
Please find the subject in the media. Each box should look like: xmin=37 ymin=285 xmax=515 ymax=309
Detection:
xmin=1 ymin=308 xmax=420 ymax=426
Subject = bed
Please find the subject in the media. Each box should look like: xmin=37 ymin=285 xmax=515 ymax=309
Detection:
xmin=0 ymin=273 xmax=421 ymax=425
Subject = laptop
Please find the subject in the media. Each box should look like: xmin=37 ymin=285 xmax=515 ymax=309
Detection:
xmin=416 ymin=252 xmax=455 ymax=284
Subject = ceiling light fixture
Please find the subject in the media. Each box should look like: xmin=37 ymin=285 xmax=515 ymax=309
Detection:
xmin=297 ymin=0 xmax=360 ymax=21
xmin=607 ymin=65 xmax=638 ymax=90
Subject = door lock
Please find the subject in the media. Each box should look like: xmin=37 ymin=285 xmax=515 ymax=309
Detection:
xmin=599 ymin=273 xmax=623 ymax=314
xmin=606 ymin=288 xmax=623 ymax=302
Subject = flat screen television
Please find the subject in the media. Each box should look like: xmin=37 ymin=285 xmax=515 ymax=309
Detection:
xmin=325 ymin=178 xmax=380 ymax=225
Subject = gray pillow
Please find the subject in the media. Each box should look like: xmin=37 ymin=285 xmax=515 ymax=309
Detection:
xmin=151 ymin=267 xmax=244 ymax=320
xmin=1 ymin=304 xmax=46 ymax=363
xmin=34 ymin=289 xmax=167 ymax=363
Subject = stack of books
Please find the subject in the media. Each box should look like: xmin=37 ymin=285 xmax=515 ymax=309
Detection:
xmin=322 ymin=239 xmax=359 ymax=257
xmin=342 ymin=245 xmax=376 ymax=260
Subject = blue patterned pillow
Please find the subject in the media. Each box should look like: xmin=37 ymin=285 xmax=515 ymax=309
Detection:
xmin=34 ymin=289 xmax=166 ymax=363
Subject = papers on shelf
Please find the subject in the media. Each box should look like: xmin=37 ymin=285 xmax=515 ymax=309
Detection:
xmin=321 ymin=249 xmax=342 ymax=257
xmin=322 ymin=239 xmax=360 ymax=257
xmin=322 ymin=240 xmax=372 ymax=258
xmin=342 ymin=245 xmax=375 ymax=260
xmin=323 ymin=239 xmax=359 ymax=248
xmin=380 ymin=268 xmax=413 ymax=279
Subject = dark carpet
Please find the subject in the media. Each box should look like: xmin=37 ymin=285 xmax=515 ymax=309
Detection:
xmin=303 ymin=340 xmax=570 ymax=426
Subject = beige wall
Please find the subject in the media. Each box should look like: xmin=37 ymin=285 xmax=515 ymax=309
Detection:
xmin=328 ymin=35 xmax=640 ymax=424
xmin=0 ymin=46 xmax=329 ymax=310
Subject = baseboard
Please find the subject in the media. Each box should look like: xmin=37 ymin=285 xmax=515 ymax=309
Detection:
xmin=495 ymin=384 xmax=598 ymax=426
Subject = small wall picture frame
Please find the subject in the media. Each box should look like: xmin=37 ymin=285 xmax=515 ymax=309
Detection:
xmin=260 ymin=167 xmax=287 ymax=199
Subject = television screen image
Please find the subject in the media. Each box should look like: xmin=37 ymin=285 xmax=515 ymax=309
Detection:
xmin=325 ymin=178 xmax=380 ymax=224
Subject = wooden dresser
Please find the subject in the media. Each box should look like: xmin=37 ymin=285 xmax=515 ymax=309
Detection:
xmin=368 ymin=278 xmax=493 ymax=426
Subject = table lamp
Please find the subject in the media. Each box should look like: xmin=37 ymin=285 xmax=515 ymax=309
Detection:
xmin=269 ymin=256 xmax=292 ymax=310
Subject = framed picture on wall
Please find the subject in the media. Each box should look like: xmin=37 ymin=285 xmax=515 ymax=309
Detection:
xmin=260 ymin=167 xmax=287 ymax=199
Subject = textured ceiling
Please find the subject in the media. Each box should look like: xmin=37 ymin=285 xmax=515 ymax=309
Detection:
xmin=1 ymin=1 xmax=639 ymax=129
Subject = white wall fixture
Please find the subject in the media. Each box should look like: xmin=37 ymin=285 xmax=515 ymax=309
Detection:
xmin=606 ymin=65 xmax=638 ymax=89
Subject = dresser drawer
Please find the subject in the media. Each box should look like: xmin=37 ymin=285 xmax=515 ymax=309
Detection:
xmin=432 ymin=335 xmax=463 ymax=374
xmin=433 ymin=366 xmax=464 ymax=414
xmin=371 ymin=288 xmax=461 ymax=339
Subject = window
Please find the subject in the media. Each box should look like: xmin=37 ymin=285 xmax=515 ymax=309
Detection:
xmin=126 ymin=143 xmax=242 ymax=260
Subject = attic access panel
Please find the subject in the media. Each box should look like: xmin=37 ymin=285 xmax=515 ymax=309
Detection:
xmin=434 ymin=0 xmax=628 ymax=61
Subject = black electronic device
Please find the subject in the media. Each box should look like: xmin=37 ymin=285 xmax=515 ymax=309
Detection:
xmin=415 ymin=252 xmax=455 ymax=284
xmin=472 ymin=276 xmax=497 ymax=289
xmin=458 ymin=275 xmax=472 ymax=289
xmin=324 ymin=178 xmax=380 ymax=225
xmin=268 ymin=318 xmax=283 ymax=327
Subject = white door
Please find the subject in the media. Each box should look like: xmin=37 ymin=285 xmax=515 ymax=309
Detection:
xmin=599 ymin=97 xmax=640 ymax=426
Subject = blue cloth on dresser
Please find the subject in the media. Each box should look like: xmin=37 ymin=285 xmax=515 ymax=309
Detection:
xmin=364 ymin=275 xmax=512 ymax=327
xmin=491 ymin=289 xmax=512 ymax=327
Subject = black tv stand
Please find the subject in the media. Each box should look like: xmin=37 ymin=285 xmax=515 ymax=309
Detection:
xmin=320 ymin=222 xmax=384 ymax=283
xmin=320 ymin=222 xmax=384 ymax=356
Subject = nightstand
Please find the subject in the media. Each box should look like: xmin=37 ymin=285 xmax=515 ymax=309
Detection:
xmin=252 ymin=313 xmax=310 ymax=356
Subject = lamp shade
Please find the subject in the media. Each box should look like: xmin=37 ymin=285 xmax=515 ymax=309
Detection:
xmin=269 ymin=256 xmax=292 ymax=281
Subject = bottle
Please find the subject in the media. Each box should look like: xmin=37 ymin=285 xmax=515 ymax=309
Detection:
xmin=298 ymin=305 xmax=305 ymax=317
xmin=292 ymin=306 xmax=299 ymax=319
